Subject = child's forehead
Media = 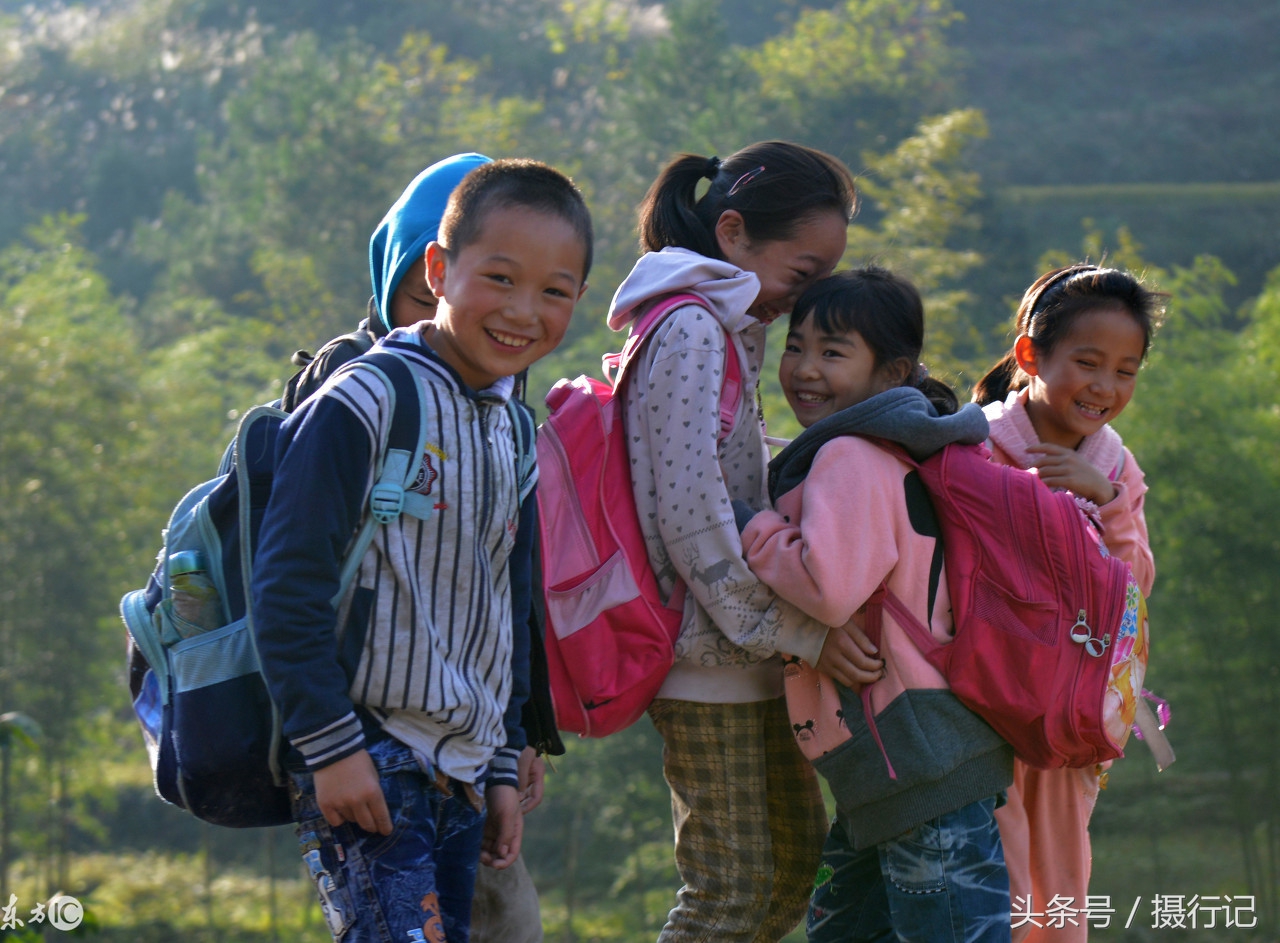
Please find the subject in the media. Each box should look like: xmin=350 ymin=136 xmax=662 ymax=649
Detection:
xmin=1057 ymin=305 xmax=1146 ymax=355
xmin=463 ymin=204 xmax=588 ymax=270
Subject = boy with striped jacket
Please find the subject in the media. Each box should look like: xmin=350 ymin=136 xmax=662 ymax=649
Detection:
xmin=252 ymin=159 xmax=592 ymax=943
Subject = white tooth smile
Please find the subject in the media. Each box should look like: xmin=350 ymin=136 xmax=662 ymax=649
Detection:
xmin=1076 ymin=401 xmax=1106 ymax=417
xmin=794 ymin=392 xmax=829 ymax=404
xmin=487 ymin=329 xmax=532 ymax=349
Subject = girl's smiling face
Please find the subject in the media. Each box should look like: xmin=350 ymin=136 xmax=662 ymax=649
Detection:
xmin=716 ymin=209 xmax=848 ymax=324
xmin=780 ymin=315 xmax=904 ymax=427
xmin=1016 ymin=305 xmax=1147 ymax=448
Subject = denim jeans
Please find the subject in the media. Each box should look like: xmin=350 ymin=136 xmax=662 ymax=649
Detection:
xmin=808 ymin=795 xmax=1011 ymax=943
xmin=290 ymin=735 xmax=486 ymax=943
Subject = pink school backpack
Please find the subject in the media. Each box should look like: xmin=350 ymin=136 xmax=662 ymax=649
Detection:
xmin=785 ymin=439 xmax=1148 ymax=773
xmin=536 ymin=293 xmax=742 ymax=737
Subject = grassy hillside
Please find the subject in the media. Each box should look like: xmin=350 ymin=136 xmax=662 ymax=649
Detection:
xmin=946 ymin=0 xmax=1280 ymax=316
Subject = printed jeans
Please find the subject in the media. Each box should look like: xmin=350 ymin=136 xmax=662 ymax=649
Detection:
xmin=808 ymin=796 xmax=1011 ymax=943
xmin=290 ymin=735 xmax=486 ymax=943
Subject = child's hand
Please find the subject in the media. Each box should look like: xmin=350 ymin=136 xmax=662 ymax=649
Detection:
xmin=816 ymin=615 xmax=885 ymax=688
xmin=314 ymin=749 xmax=393 ymax=835
xmin=480 ymin=784 xmax=523 ymax=870
xmin=1026 ymin=443 xmax=1116 ymax=505
xmin=516 ymin=746 xmax=545 ymax=813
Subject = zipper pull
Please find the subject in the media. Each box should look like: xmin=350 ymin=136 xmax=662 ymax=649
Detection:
xmin=1069 ymin=609 xmax=1091 ymax=644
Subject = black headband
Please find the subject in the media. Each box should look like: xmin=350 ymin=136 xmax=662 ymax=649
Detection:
xmin=1026 ymin=264 xmax=1099 ymax=329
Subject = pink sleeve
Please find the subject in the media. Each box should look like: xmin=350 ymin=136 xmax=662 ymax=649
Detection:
xmin=742 ymin=438 xmax=901 ymax=627
xmin=1098 ymin=446 xmax=1155 ymax=595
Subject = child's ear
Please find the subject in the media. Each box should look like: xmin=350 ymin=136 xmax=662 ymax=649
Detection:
xmin=714 ymin=210 xmax=747 ymax=257
xmin=1013 ymin=334 xmax=1039 ymax=377
xmin=877 ymin=356 xmax=913 ymax=391
xmin=576 ymin=281 xmax=588 ymax=301
xmin=424 ymin=242 xmax=449 ymax=298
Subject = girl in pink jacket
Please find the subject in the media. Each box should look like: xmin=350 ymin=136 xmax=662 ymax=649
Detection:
xmin=741 ymin=268 xmax=1014 ymax=943
xmin=972 ymin=264 xmax=1164 ymax=943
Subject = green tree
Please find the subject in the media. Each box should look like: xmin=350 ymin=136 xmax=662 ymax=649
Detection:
xmin=752 ymin=0 xmax=960 ymax=163
xmin=0 ymin=712 xmax=41 ymax=901
xmin=0 ymin=217 xmax=147 ymax=896
xmin=845 ymin=108 xmax=988 ymax=371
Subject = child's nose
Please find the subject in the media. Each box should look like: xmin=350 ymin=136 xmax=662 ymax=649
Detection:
xmin=507 ymin=288 xmax=539 ymax=323
xmin=793 ymin=353 xmax=821 ymax=378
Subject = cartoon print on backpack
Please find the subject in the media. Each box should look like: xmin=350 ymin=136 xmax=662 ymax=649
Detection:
xmin=1105 ymin=580 xmax=1148 ymax=745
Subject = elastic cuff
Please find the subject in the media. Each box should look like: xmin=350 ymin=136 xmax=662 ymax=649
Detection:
xmin=292 ymin=710 xmax=366 ymax=771
xmin=485 ymin=747 xmax=521 ymax=789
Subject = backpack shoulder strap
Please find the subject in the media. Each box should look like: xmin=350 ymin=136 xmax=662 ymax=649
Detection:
xmin=605 ymin=292 xmax=743 ymax=441
xmin=282 ymin=329 xmax=378 ymax=413
xmin=507 ymin=397 xmax=538 ymax=502
xmin=328 ymin=348 xmax=429 ymax=606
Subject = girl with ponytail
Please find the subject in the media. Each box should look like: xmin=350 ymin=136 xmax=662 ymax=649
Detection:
xmin=976 ymin=264 xmax=1164 ymax=943
xmin=606 ymin=142 xmax=856 ymax=942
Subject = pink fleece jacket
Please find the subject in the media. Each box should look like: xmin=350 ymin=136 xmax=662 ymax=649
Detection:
xmin=743 ymin=437 xmax=954 ymax=709
xmin=743 ymin=432 xmax=1013 ymax=848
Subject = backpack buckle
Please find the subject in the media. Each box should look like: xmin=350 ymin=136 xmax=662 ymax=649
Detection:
xmin=370 ymin=483 xmax=405 ymax=524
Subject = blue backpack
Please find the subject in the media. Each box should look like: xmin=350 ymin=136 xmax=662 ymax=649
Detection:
xmin=122 ymin=348 xmax=535 ymax=828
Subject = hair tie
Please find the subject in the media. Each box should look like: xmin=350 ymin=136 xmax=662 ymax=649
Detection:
xmin=702 ymin=156 xmax=722 ymax=181
xmin=910 ymin=363 xmax=929 ymax=387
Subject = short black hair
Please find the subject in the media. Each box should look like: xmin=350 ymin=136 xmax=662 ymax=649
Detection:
xmin=438 ymin=159 xmax=594 ymax=280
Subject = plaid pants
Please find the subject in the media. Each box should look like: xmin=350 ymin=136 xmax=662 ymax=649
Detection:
xmin=649 ymin=697 xmax=828 ymax=943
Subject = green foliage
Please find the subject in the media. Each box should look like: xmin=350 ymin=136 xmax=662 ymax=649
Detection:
xmin=523 ymin=723 xmax=675 ymax=937
xmin=0 ymin=218 xmax=142 ymax=737
xmin=846 ymin=107 xmax=988 ymax=370
xmin=754 ymin=0 xmax=960 ymax=160
xmin=0 ymin=1 xmax=1277 ymax=936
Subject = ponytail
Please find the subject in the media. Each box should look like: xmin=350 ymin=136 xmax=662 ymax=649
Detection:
xmin=637 ymin=154 xmax=722 ymax=258
xmin=971 ymin=351 xmax=1022 ymax=407
xmin=918 ymin=375 xmax=960 ymax=416
xmin=637 ymin=141 xmax=856 ymax=257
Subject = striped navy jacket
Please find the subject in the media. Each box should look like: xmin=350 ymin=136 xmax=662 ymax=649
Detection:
xmin=252 ymin=328 xmax=535 ymax=787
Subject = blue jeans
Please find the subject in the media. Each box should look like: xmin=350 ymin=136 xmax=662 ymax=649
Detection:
xmin=808 ymin=796 xmax=1010 ymax=943
xmin=289 ymin=735 xmax=486 ymax=943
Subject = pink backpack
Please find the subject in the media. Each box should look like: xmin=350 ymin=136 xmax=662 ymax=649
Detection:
xmin=536 ymin=293 xmax=742 ymax=737
xmin=785 ymin=439 xmax=1148 ymax=773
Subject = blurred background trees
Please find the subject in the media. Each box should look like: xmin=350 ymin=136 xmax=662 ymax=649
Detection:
xmin=1 ymin=0 xmax=1278 ymax=938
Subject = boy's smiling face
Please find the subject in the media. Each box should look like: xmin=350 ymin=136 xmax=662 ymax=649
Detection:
xmin=424 ymin=204 xmax=587 ymax=390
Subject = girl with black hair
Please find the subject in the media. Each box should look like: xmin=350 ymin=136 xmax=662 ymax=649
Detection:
xmin=975 ymin=264 xmax=1163 ymax=943
xmin=607 ymin=141 xmax=857 ymax=942
xmin=742 ymin=268 xmax=1014 ymax=943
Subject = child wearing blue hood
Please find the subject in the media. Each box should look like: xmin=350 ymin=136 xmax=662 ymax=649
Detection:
xmin=282 ymin=152 xmax=493 ymax=408
xmin=273 ymin=153 xmax=563 ymax=942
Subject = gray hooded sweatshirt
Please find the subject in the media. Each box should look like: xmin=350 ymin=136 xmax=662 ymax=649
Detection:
xmin=607 ymin=248 xmax=829 ymax=703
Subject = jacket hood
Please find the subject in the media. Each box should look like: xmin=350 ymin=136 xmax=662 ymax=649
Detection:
xmin=769 ymin=387 xmax=989 ymax=500
xmin=607 ymin=248 xmax=761 ymax=335
xmin=369 ymin=152 xmax=492 ymax=332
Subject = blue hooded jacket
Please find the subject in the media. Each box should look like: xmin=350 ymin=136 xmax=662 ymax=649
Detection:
xmin=368 ymin=152 xmax=492 ymax=331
